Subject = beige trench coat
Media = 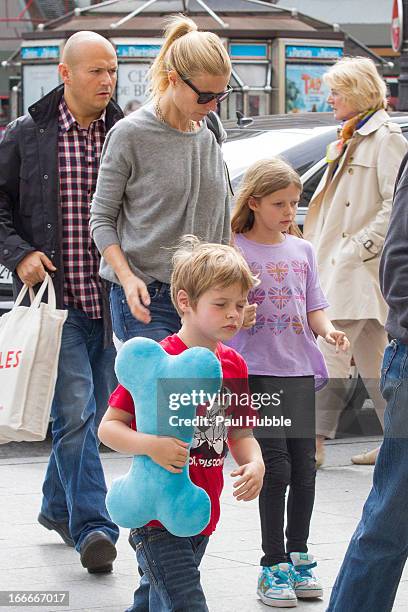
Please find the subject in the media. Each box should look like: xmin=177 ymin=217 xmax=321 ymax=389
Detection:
xmin=303 ymin=109 xmax=408 ymax=325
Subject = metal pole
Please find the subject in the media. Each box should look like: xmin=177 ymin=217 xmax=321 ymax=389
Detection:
xmin=398 ymin=0 xmax=408 ymax=109
xmin=110 ymin=0 xmax=159 ymax=29
xmin=75 ymin=0 xmax=124 ymax=14
xmin=194 ymin=0 xmax=229 ymax=28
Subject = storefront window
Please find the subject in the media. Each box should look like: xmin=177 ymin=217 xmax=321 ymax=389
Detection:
xmin=117 ymin=63 xmax=150 ymax=114
xmin=23 ymin=64 xmax=59 ymax=113
xmin=249 ymin=93 xmax=269 ymax=117
xmin=232 ymin=63 xmax=268 ymax=88
xmin=223 ymin=91 xmax=244 ymax=121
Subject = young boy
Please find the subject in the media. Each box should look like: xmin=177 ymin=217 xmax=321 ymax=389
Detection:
xmin=98 ymin=238 xmax=265 ymax=612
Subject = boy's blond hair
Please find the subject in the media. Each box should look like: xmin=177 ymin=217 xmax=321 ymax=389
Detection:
xmin=171 ymin=235 xmax=259 ymax=316
xmin=231 ymin=158 xmax=303 ymax=238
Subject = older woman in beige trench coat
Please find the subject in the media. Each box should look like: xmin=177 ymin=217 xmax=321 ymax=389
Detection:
xmin=303 ymin=57 xmax=408 ymax=466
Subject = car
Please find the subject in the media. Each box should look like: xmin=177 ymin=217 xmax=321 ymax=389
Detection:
xmin=222 ymin=111 xmax=408 ymax=227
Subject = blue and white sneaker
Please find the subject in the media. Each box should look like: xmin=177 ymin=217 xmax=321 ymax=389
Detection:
xmin=257 ymin=563 xmax=297 ymax=607
xmin=289 ymin=552 xmax=323 ymax=599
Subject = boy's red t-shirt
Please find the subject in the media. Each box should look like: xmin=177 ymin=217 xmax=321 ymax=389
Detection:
xmin=108 ymin=333 xmax=253 ymax=536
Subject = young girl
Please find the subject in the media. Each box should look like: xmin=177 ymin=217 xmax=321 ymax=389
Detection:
xmin=228 ymin=158 xmax=350 ymax=608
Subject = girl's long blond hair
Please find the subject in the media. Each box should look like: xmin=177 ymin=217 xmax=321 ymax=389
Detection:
xmin=231 ymin=158 xmax=303 ymax=238
xmin=148 ymin=14 xmax=231 ymax=98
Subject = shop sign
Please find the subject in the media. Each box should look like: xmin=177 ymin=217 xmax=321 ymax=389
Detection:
xmin=21 ymin=46 xmax=59 ymax=60
xmin=116 ymin=44 xmax=161 ymax=58
xmin=229 ymin=43 xmax=268 ymax=59
xmin=285 ymin=46 xmax=343 ymax=60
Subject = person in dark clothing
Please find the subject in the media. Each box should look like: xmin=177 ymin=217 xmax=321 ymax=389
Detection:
xmin=0 ymin=31 xmax=123 ymax=573
xmin=327 ymin=152 xmax=408 ymax=611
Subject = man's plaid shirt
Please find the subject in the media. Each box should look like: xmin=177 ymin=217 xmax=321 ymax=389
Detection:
xmin=58 ymin=98 xmax=105 ymax=318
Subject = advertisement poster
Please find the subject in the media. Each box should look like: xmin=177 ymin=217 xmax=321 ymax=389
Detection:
xmin=117 ymin=63 xmax=150 ymax=115
xmin=23 ymin=64 xmax=59 ymax=114
xmin=285 ymin=64 xmax=331 ymax=113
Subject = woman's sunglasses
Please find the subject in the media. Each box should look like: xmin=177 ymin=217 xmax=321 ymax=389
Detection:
xmin=178 ymin=73 xmax=232 ymax=104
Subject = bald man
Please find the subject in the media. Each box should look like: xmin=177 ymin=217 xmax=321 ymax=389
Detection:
xmin=0 ymin=31 xmax=123 ymax=572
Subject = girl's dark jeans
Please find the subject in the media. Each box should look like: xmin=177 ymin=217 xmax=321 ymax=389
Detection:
xmin=249 ymin=375 xmax=316 ymax=566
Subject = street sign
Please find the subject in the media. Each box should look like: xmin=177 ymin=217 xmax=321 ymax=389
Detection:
xmin=392 ymin=0 xmax=404 ymax=52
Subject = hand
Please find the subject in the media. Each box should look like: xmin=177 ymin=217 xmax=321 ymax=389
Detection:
xmin=325 ymin=330 xmax=350 ymax=353
xmin=123 ymin=274 xmax=151 ymax=324
xmin=231 ymin=460 xmax=265 ymax=501
xmin=16 ymin=251 xmax=56 ymax=287
xmin=148 ymin=436 xmax=189 ymax=474
xmin=242 ymin=303 xmax=257 ymax=329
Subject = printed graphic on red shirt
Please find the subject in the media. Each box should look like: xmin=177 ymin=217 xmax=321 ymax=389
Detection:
xmin=191 ymin=382 xmax=247 ymax=466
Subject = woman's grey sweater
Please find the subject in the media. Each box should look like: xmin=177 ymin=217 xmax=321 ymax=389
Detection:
xmin=90 ymin=104 xmax=231 ymax=286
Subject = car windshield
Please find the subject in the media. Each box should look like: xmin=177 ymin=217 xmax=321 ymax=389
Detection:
xmin=223 ymin=126 xmax=335 ymax=181
xmin=224 ymin=126 xmax=337 ymax=193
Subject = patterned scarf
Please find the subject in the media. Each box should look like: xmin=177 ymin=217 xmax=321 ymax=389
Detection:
xmin=326 ymin=108 xmax=380 ymax=164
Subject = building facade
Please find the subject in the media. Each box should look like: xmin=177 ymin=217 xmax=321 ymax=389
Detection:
xmin=18 ymin=0 xmax=346 ymax=118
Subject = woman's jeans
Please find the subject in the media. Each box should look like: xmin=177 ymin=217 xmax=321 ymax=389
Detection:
xmin=328 ymin=339 xmax=408 ymax=612
xmin=250 ymin=375 xmax=316 ymax=566
xmin=110 ymin=282 xmax=181 ymax=343
xmin=40 ymin=308 xmax=119 ymax=550
xmin=126 ymin=527 xmax=209 ymax=612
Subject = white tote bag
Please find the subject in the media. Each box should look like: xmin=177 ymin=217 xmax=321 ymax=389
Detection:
xmin=0 ymin=274 xmax=67 ymax=443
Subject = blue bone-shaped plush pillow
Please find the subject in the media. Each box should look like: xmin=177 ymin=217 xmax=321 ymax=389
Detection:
xmin=106 ymin=337 xmax=222 ymax=537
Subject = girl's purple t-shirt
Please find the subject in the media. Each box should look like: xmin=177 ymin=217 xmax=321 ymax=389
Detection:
xmin=229 ymin=233 xmax=329 ymax=385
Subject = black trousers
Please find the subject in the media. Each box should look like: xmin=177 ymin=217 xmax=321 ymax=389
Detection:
xmin=250 ymin=375 xmax=316 ymax=566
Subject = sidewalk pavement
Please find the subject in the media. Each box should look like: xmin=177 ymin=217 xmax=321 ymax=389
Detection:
xmin=1 ymin=437 xmax=407 ymax=612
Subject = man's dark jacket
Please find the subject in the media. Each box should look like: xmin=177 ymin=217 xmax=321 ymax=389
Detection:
xmin=0 ymin=84 xmax=123 ymax=340
xmin=380 ymin=150 xmax=408 ymax=344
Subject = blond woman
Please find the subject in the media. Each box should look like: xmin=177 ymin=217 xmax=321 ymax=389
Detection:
xmin=303 ymin=57 xmax=408 ymax=466
xmin=90 ymin=15 xmax=232 ymax=345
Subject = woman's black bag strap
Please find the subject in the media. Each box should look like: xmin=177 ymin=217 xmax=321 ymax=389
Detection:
xmin=205 ymin=111 xmax=234 ymax=196
xmin=205 ymin=111 xmax=224 ymax=145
